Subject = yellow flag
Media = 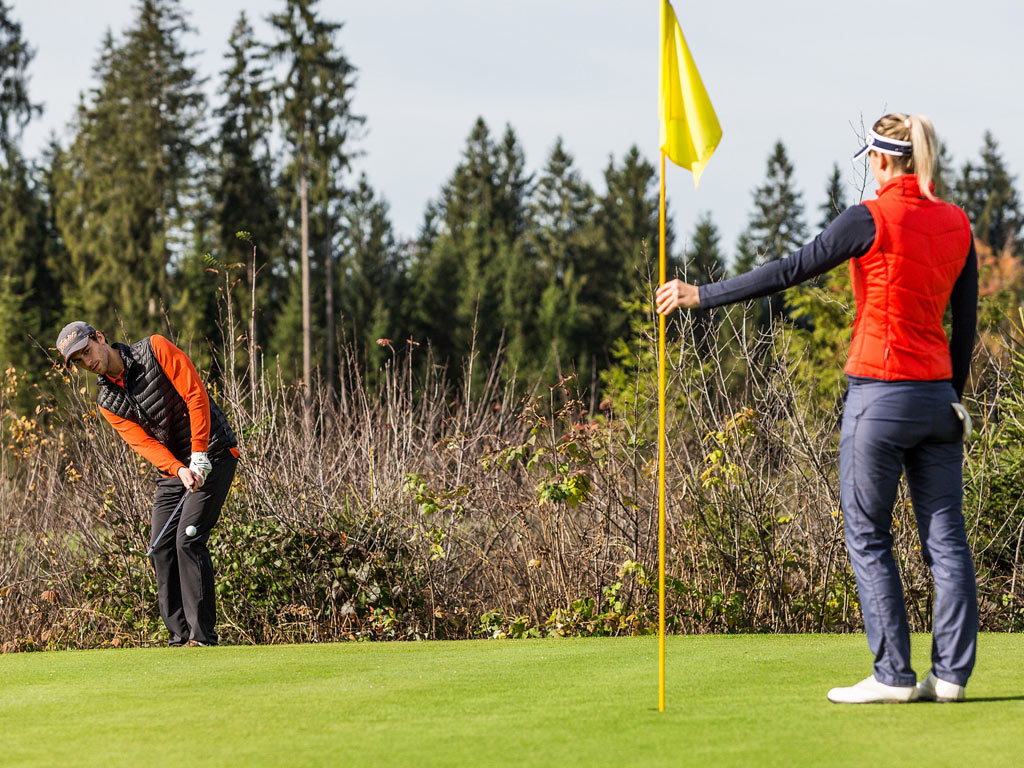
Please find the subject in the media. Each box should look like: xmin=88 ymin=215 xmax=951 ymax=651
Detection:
xmin=659 ymin=0 xmax=721 ymax=186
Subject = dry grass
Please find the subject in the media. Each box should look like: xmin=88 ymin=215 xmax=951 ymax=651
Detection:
xmin=2 ymin=305 xmax=1023 ymax=650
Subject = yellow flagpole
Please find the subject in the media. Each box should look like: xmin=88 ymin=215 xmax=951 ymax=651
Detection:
xmin=658 ymin=0 xmax=721 ymax=714
xmin=658 ymin=150 xmax=667 ymax=713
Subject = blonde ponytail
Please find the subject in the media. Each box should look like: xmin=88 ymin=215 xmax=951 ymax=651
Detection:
xmin=907 ymin=114 xmax=937 ymax=201
xmin=872 ymin=113 xmax=939 ymax=201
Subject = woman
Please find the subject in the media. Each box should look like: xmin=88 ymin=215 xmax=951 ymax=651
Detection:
xmin=656 ymin=113 xmax=979 ymax=704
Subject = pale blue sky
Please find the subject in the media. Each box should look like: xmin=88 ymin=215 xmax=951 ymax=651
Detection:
xmin=15 ymin=1 xmax=1024 ymax=263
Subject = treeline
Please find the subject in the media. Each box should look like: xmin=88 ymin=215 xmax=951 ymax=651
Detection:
xmin=2 ymin=0 xmax=1024 ymax=407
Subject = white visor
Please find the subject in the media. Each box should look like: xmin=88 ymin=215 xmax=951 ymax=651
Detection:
xmin=853 ymin=130 xmax=912 ymax=161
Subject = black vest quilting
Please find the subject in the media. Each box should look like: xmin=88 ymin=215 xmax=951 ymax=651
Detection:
xmin=96 ymin=337 xmax=236 ymax=467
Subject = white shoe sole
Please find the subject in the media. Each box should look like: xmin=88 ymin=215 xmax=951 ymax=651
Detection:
xmin=827 ymin=676 xmax=918 ymax=704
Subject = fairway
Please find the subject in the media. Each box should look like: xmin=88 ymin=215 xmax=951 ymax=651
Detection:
xmin=1 ymin=634 xmax=1022 ymax=767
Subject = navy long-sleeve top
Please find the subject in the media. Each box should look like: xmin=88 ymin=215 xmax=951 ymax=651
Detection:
xmin=697 ymin=203 xmax=978 ymax=397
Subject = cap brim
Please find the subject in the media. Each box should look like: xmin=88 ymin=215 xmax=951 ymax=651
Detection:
xmin=61 ymin=336 xmax=90 ymax=363
xmin=852 ymin=144 xmax=871 ymax=161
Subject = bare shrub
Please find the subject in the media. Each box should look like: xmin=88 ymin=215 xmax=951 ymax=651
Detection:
xmin=2 ymin=303 xmax=1022 ymax=650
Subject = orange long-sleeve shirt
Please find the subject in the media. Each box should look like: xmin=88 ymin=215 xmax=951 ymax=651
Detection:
xmin=99 ymin=335 xmax=236 ymax=476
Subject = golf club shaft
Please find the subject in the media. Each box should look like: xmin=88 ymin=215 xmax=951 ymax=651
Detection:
xmin=141 ymin=488 xmax=192 ymax=557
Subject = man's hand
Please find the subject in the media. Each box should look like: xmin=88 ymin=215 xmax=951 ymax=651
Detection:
xmin=177 ymin=466 xmax=202 ymax=491
xmin=656 ymin=279 xmax=701 ymax=315
xmin=188 ymin=452 xmax=212 ymax=487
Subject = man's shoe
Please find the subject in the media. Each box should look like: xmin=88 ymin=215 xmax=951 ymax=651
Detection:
xmin=916 ymin=672 xmax=965 ymax=702
xmin=827 ymin=675 xmax=918 ymax=704
xmin=184 ymin=639 xmax=209 ymax=647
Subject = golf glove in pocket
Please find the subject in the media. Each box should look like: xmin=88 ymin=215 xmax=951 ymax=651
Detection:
xmin=189 ymin=451 xmax=213 ymax=486
xmin=951 ymin=402 xmax=973 ymax=442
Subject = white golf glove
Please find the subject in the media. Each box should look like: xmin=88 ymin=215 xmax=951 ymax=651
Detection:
xmin=951 ymin=403 xmax=973 ymax=442
xmin=189 ymin=451 xmax=213 ymax=487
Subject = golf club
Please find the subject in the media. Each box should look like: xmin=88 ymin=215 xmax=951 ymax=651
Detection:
xmin=130 ymin=488 xmax=193 ymax=558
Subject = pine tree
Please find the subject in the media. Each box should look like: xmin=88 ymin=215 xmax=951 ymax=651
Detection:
xmin=0 ymin=1 xmax=41 ymax=154
xmin=311 ymin=27 xmax=360 ymax=396
xmin=0 ymin=4 xmax=56 ymax=382
xmin=34 ymin=139 xmax=68 ymax=341
xmin=732 ymin=231 xmax=759 ymax=277
xmin=211 ymin=12 xmax=283 ymax=383
xmin=818 ymin=163 xmax=847 ymax=228
xmin=955 ymin=132 xmax=1022 ymax=255
xmin=408 ymin=118 xmax=491 ymax=368
xmin=409 ymin=119 xmax=531 ymax=375
xmin=267 ymin=0 xmax=361 ymax=399
xmin=741 ymin=141 xmax=808 ymax=323
xmin=338 ymin=175 xmax=403 ymax=379
xmin=685 ymin=213 xmax=725 ymax=355
xmin=592 ymin=146 xmax=669 ymax=359
xmin=933 ymin=139 xmax=954 ymax=201
xmin=449 ymin=120 xmax=513 ymax=362
xmin=526 ymin=137 xmax=598 ymax=382
xmin=0 ymin=149 xmax=49 ymax=373
xmin=267 ymin=266 xmax=309 ymax=380
xmin=685 ymin=213 xmax=725 ymax=286
xmin=492 ymin=126 xmax=536 ymax=372
xmin=747 ymin=141 xmax=808 ymax=264
xmin=54 ymin=1 xmax=206 ymax=342
xmin=784 ymin=163 xmax=858 ymax=395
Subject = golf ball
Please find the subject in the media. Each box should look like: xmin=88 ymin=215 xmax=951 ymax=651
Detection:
xmin=185 ymin=525 xmax=198 ymax=537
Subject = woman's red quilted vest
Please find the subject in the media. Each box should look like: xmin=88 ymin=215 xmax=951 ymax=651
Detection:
xmin=845 ymin=174 xmax=972 ymax=381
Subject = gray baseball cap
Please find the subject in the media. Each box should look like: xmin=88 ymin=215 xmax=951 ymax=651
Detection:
xmin=55 ymin=321 xmax=96 ymax=364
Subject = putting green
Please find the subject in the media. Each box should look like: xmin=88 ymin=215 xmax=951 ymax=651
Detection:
xmin=1 ymin=634 xmax=1021 ymax=767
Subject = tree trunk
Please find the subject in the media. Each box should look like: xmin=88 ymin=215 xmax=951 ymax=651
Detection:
xmin=300 ymin=157 xmax=311 ymax=411
xmin=248 ymin=243 xmax=258 ymax=408
xmin=324 ymin=202 xmax=335 ymax=400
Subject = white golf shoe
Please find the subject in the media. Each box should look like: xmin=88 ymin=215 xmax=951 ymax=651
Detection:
xmin=827 ymin=675 xmax=918 ymax=704
xmin=916 ymin=672 xmax=965 ymax=702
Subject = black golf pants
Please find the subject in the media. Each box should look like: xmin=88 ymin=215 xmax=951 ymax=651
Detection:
xmin=150 ymin=453 xmax=237 ymax=645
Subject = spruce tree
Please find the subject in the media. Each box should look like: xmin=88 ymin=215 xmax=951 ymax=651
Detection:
xmin=784 ymin=163 xmax=859 ymax=393
xmin=685 ymin=213 xmax=725 ymax=355
xmin=955 ymin=132 xmax=1022 ymax=255
xmin=741 ymin=141 xmax=808 ymax=323
xmin=818 ymin=163 xmax=847 ymax=229
xmin=54 ymin=0 xmax=206 ymax=342
xmin=526 ymin=137 xmax=598 ymax=382
xmin=592 ymin=146 xmax=669 ymax=360
xmin=310 ymin=28 xmax=360 ymax=395
xmin=748 ymin=141 xmax=808 ymax=263
xmin=0 ymin=149 xmax=49 ymax=373
xmin=732 ymin=231 xmax=759 ymax=277
xmin=211 ymin=12 xmax=283 ymax=383
xmin=492 ymin=126 xmax=537 ymax=372
xmin=0 ymin=4 xmax=57 ymax=381
xmin=34 ymin=139 xmax=68 ymax=343
xmin=408 ymin=118 xmax=492 ymax=368
xmin=338 ymin=175 xmax=403 ymax=378
xmin=0 ymin=1 xmax=41 ymax=153
xmin=686 ymin=213 xmax=725 ymax=285
xmin=933 ymin=139 xmax=954 ymax=201
xmin=267 ymin=0 xmax=361 ymax=398
xmin=409 ymin=119 xmax=531 ymax=375
xmin=449 ymin=119 xmax=503 ymax=362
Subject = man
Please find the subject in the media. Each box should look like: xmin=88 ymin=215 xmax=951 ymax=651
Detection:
xmin=56 ymin=321 xmax=238 ymax=647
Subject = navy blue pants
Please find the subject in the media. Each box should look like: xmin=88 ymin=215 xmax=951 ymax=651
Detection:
xmin=839 ymin=377 xmax=978 ymax=687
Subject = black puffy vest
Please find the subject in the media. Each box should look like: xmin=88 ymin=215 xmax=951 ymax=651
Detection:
xmin=96 ymin=337 xmax=236 ymax=467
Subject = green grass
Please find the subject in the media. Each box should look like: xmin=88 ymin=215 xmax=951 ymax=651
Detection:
xmin=1 ymin=633 xmax=1022 ymax=767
